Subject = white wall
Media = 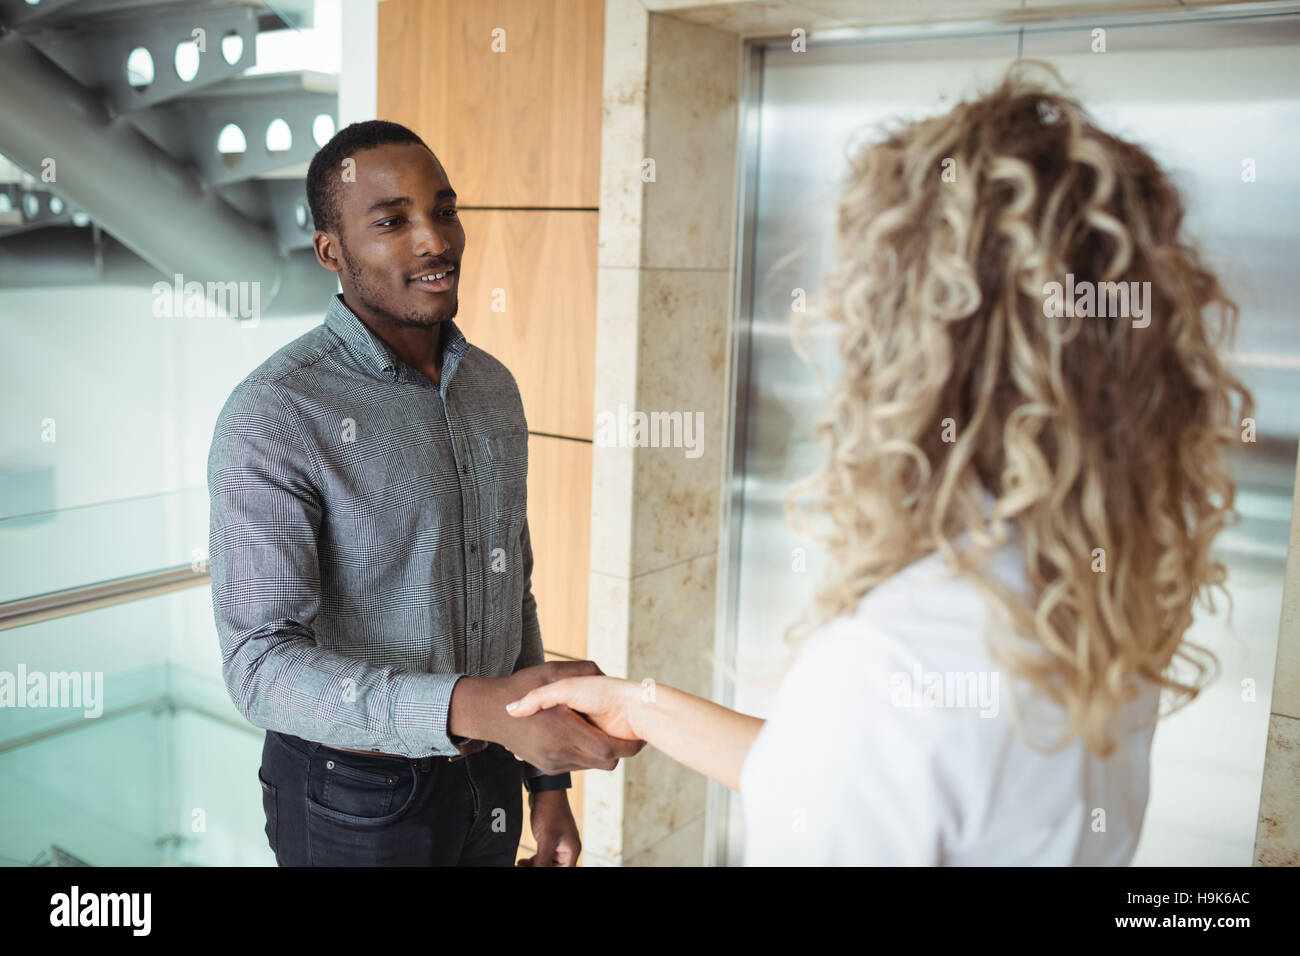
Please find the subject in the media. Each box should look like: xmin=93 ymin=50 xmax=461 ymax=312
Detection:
xmin=0 ymin=284 xmax=320 ymax=598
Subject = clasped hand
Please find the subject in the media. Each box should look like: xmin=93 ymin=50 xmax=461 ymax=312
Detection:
xmin=459 ymin=661 xmax=644 ymax=774
xmin=505 ymin=671 xmax=643 ymax=743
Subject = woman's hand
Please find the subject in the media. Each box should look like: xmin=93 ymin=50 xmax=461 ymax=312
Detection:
xmin=508 ymin=675 xmax=765 ymax=791
xmin=505 ymin=675 xmax=643 ymax=741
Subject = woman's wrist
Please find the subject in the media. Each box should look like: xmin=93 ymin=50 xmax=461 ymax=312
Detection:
xmin=623 ymin=677 xmax=660 ymax=741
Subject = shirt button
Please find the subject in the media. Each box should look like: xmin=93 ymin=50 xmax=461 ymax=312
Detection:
xmin=470 ymin=544 xmax=477 ymax=554
xmin=471 ymin=622 xmax=478 ymax=630
xmin=326 ymin=760 xmax=335 ymax=769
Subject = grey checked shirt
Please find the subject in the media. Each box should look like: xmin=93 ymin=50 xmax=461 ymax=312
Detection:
xmin=208 ymin=292 xmax=567 ymax=789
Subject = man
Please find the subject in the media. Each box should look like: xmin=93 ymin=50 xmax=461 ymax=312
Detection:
xmin=207 ymin=119 xmax=641 ymax=866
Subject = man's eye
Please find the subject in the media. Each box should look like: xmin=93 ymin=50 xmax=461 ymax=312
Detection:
xmin=378 ymin=217 xmax=403 ymax=228
xmin=442 ymin=207 xmax=459 ymax=217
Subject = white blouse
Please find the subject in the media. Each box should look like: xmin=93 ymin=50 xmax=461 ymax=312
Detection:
xmin=738 ymin=541 xmax=1161 ymax=865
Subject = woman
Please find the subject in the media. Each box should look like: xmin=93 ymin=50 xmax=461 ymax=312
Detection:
xmin=506 ymin=61 xmax=1252 ymax=865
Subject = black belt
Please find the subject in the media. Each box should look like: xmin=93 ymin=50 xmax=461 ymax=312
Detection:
xmin=318 ymin=737 xmax=490 ymax=765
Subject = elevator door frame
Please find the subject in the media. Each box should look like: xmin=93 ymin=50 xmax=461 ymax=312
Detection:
xmin=711 ymin=0 xmax=1300 ymax=867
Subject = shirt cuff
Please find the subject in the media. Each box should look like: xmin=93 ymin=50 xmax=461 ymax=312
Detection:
xmin=392 ymin=671 xmax=469 ymax=757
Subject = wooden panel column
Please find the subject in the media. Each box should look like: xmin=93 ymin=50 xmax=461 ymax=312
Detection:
xmin=378 ymin=0 xmax=606 ymax=860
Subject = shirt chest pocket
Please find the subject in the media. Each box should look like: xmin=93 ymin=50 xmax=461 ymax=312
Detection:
xmin=483 ymin=428 xmax=528 ymax=523
xmin=480 ymin=428 xmax=528 ymax=579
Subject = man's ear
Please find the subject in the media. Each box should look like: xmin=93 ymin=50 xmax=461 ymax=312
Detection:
xmin=312 ymin=231 xmax=344 ymax=274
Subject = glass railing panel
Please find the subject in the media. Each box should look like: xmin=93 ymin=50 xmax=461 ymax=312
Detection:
xmin=0 ymin=585 xmax=271 ymax=867
xmin=0 ymin=487 xmax=211 ymax=606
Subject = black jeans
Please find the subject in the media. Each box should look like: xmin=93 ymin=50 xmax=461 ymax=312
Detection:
xmin=257 ymin=729 xmax=524 ymax=866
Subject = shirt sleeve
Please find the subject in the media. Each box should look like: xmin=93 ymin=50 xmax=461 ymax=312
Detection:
xmin=512 ymin=515 xmax=570 ymax=791
xmin=208 ymin=380 xmax=468 ymax=758
xmin=738 ymin=621 xmax=953 ymax=865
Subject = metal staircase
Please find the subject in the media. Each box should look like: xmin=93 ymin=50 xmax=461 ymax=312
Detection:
xmin=0 ymin=0 xmax=338 ymax=317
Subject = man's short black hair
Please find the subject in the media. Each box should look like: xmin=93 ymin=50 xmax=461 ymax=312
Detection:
xmin=306 ymin=119 xmax=432 ymax=237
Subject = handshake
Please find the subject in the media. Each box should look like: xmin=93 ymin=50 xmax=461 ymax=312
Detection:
xmin=447 ymin=661 xmax=648 ymax=775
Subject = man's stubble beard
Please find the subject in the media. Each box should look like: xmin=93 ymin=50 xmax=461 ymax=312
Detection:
xmin=339 ymin=234 xmax=455 ymax=328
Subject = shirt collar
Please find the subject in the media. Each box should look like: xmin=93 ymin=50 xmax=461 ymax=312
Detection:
xmin=324 ymin=293 xmax=469 ymax=386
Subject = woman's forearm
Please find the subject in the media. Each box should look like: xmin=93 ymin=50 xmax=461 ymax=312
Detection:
xmin=626 ymin=684 xmax=764 ymax=792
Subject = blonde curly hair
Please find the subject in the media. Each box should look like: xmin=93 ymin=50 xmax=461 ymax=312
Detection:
xmin=784 ymin=60 xmax=1254 ymax=757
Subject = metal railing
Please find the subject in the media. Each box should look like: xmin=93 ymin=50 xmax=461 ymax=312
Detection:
xmin=0 ymin=563 xmax=210 ymax=632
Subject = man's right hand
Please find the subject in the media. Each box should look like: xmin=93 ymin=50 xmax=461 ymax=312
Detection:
xmin=448 ymin=661 xmax=646 ymax=774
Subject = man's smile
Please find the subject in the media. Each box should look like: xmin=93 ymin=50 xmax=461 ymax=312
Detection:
xmin=409 ymin=264 xmax=457 ymax=293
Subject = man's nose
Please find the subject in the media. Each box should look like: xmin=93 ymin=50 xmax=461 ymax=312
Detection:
xmin=411 ymin=217 xmax=452 ymax=258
